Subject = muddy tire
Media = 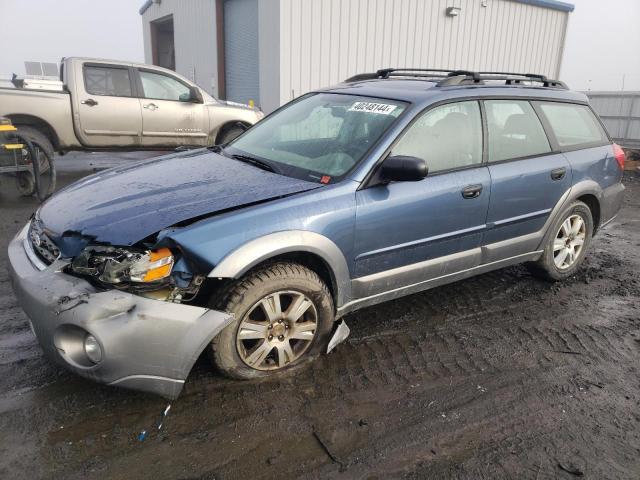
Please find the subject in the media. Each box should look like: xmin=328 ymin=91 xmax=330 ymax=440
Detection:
xmin=528 ymin=201 xmax=593 ymax=281
xmin=216 ymin=123 xmax=246 ymax=145
xmin=210 ymin=262 xmax=335 ymax=379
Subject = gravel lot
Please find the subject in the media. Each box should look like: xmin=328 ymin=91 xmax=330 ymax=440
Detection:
xmin=1 ymin=154 xmax=639 ymax=479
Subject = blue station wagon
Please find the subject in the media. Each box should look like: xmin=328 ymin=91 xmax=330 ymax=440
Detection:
xmin=8 ymin=69 xmax=626 ymax=398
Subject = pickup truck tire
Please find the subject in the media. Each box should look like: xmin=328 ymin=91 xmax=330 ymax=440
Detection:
xmin=210 ymin=262 xmax=335 ymax=379
xmin=216 ymin=123 xmax=246 ymax=145
xmin=528 ymin=201 xmax=593 ymax=281
xmin=13 ymin=126 xmax=54 ymax=159
xmin=13 ymin=126 xmax=56 ymax=199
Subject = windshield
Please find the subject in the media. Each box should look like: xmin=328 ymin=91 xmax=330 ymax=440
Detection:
xmin=225 ymin=93 xmax=407 ymax=183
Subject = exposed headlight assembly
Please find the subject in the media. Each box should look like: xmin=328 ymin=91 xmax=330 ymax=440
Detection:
xmin=71 ymin=246 xmax=174 ymax=285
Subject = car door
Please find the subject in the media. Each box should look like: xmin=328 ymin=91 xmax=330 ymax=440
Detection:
xmin=482 ymin=99 xmax=572 ymax=262
xmin=136 ymin=68 xmax=208 ymax=147
xmin=76 ymin=63 xmax=142 ymax=147
xmin=353 ymin=100 xmax=491 ymax=299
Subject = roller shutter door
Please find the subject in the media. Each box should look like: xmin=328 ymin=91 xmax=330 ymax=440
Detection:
xmin=224 ymin=0 xmax=260 ymax=105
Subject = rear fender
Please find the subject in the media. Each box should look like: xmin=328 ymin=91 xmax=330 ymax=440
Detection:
xmin=536 ymin=180 xmax=602 ymax=250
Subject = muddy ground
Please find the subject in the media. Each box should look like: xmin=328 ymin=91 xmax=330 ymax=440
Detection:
xmin=0 ymin=154 xmax=639 ymax=479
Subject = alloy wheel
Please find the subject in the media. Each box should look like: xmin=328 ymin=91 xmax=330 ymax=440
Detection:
xmin=553 ymin=214 xmax=586 ymax=270
xmin=236 ymin=290 xmax=318 ymax=370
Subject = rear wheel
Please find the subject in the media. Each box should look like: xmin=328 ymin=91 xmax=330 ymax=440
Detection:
xmin=528 ymin=201 xmax=593 ymax=281
xmin=210 ymin=262 xmax=334 ymax=379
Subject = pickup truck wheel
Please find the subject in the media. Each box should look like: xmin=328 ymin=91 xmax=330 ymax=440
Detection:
xmin=216 ymin=123 xmax=246 ymax=145
xmin=528 ymin=201 xmax=593 ymax=281
xmin=210 ymin=262 xmax=334 ymax=379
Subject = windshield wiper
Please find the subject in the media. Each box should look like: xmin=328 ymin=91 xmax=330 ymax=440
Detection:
xmin=229 ymin=154 xmax=278 ymax=173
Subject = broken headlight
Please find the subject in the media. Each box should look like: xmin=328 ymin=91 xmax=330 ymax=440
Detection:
xmin=71 ymin=246 xmax=174 ymax=285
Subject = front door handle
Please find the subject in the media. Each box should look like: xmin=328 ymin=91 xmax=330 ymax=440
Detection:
xmin=143 ymin=103 xmax=158 ymax=111
xmin=461 ymin=184 xmax=483 ymax=199
xmin=81 ymin=98 xmax=98 ymax=107
xmin=551 ymin=167 xmax=566 ymax=181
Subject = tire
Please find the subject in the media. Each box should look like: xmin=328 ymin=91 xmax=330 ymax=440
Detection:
xmin=13 ymin=126 xmax=56 ymax=199
xmin=210 ymin=262 xmax=335 ymax=379
xmin=527 ymin=200 xmax=593 ymax=281
xmin=13 ymin=126 xmax=54 ymax=158
xmin=216 ymin=123 xmax=246 ymax=145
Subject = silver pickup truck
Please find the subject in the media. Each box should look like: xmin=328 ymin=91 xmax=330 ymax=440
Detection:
xmin=0 ymin=57 xmax=263 ymax=155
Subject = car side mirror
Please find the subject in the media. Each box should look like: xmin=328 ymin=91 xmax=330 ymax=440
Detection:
xmin=381 ymin=155 xmax=428 ymax=182
xmin=180 ymin=86 xmax=203 ymax=103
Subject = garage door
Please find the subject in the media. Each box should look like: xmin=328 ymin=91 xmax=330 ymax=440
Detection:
xmin=224 ymin=0 xmax=260 ymax=105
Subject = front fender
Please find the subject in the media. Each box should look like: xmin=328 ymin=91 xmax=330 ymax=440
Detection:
xmin=208 ymin=230 xmax=352 ymax=307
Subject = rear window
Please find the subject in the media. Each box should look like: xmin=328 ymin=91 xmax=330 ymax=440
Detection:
xmin=83 ymin=66 xmax=132 ymax=97
xmin=485 ymin=100 xmax=551 ymax=162
xmin=537 ymin=102 xmax=608 ymax=148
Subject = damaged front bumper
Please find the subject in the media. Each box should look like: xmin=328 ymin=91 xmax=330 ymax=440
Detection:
xmin=7 ymin=224 xmax=233 ymax=399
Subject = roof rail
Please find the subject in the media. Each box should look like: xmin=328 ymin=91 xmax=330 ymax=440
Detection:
xmin=345 ymin=68 xmax=477 ymax=82
xmin=344 ymin=68 xmax=568 ymax=89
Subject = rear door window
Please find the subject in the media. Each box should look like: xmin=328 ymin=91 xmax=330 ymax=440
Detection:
xmin=536 ymin=102 xmax=609 ymax=148
xmin=83 ymin=65 xmax=133 ymax=97
xmin=485 ymin=100 xmax=551 ymax=162
xmin=392 ymin=101 xmax=483 ymax=173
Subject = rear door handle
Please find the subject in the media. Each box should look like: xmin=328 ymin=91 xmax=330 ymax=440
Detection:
xmin=81 ymin=98 xmax=98 ymax=106
xmin=551 ymin=167 xmax=566 ymax=181
xmin=461 ymin=184 xmax=483 ymax=199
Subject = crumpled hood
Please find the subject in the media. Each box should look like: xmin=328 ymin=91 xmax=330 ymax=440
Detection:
xmin=37 ymin=150 xmax=319 ymax=251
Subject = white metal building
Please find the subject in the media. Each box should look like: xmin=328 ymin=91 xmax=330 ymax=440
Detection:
xmin=140 ymin=0 xmax=575 ymax=113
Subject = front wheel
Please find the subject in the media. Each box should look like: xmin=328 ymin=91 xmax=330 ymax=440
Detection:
xmin=210 ymin=262 xmax=335 ymax=379
xmin=528 ymin=200 xmax=593 ymax=281
xmin=216 ymin=123 xmax=246 ymax=145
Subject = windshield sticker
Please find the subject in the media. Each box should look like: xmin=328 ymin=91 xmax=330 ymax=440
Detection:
xmin=349 ymin=102 xmax=397 ymax=115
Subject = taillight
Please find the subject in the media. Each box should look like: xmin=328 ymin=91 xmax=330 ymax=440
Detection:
xmin=613 ymin=143 xmax=625 ymax=170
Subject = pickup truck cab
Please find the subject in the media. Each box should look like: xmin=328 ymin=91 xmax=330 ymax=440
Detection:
xmin=0 ymin=57 xmax=263 ymax=155
xmin=8 ymin=68 xmax=625 ymax=398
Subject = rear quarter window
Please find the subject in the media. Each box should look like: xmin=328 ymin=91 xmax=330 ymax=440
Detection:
xmin=537 ymin=102 xmax=609 ymax=148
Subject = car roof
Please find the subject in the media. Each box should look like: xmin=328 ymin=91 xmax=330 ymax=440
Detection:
xmin=321 ymin=78 xmax=588 ymax=106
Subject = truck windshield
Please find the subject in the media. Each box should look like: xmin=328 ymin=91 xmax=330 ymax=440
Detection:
xmin=224 ymin=93 xmax=407 ymax=183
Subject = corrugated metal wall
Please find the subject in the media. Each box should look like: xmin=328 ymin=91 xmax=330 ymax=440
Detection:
xmin=142 ymin=0 xmax=220 ymax=97
xmin=587 ymin=92 xmax=640 ymax=149
xmin=278 ymin=0 xmax=569 ymax=104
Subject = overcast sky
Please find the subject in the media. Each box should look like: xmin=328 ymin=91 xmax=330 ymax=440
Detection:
xmin=0 ymin=0 xmax=637 ymax=91
xmin=0 ymin=0 xmax=144 ymax=75
xmin=560 ymin=0 xmax=640 ymax=91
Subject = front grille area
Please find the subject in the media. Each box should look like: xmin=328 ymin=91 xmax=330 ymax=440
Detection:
xmin=29 ymin=221 xmax=60 ymax=265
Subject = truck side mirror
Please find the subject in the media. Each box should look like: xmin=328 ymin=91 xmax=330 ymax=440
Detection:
xmin=180 ymin=86 xmax=203 ymax=103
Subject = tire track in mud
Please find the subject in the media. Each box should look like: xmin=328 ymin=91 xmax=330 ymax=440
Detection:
xmin=305 ymin=358 xmax=640 ymax=480
xmin=309 ymin=317 xmax=638 ymax=397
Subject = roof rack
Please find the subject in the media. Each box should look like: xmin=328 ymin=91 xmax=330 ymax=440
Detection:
xmin=344 ymin=68 xmax=568 ymax=89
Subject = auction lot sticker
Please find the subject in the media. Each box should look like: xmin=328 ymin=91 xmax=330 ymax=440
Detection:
xmin=349 ymin=101 xmax=397 ymax=115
